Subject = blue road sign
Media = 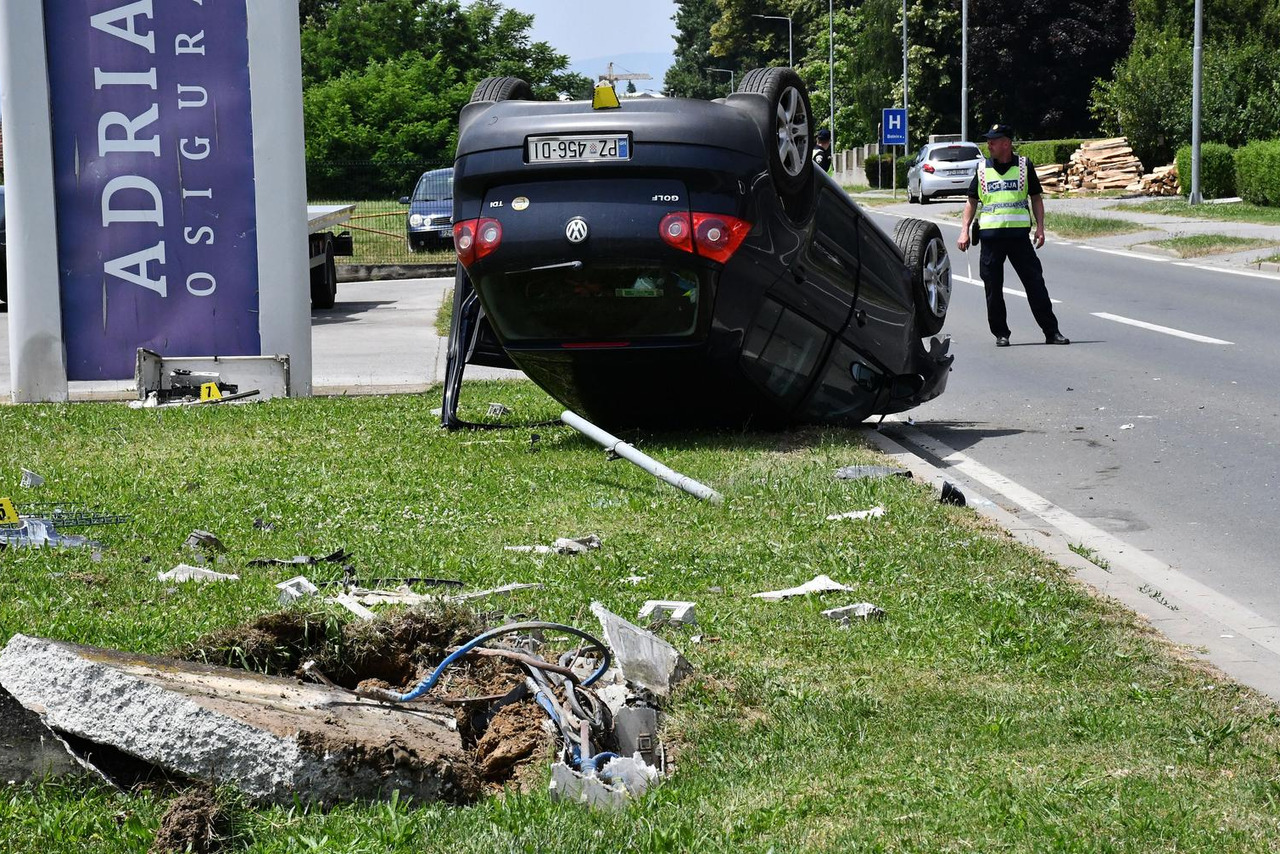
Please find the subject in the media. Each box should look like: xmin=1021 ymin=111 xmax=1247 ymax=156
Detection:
xmin=882 ymin=108 xmax=908 ymax=146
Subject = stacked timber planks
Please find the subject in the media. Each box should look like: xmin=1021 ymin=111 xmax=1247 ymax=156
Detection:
xmin=1035 ymin=163 xmax=1065 ymax=194
xmin=1128 ymin=163 xmax=1180 ymax=196
xmin=1065 ymin=137 xmax=1145 ymax=192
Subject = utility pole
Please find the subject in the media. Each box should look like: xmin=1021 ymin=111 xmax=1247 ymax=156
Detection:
xmin=961 ymin=0 xmax=968 ymax=140
xmin=597 ymin=62 xmax=652 ymax=93
xmin=902 ymin=0 xmax=909 ymax=152
xmin=1189 ymin=0 xmax=1204 ymax=204
xmin=829 ymin=0 xmax=835 ymax=146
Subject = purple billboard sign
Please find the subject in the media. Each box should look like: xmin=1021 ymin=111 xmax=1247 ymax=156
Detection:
xmin=46 ymin=0 xmax=260 ymax=379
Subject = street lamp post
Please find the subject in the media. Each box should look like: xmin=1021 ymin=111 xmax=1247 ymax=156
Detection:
xmin=961 ymin=0 xmax=968 ymax=140
xmin=706 ymin=67 xmax=734 ymax=93
xmin=752 ymin=13 xmax=793 ymax=67
xmin=1189 ymin=0 xmax=1204 ymax=205
xmin=829 ymin=0 xmax=835 ymax=146
xmin=902 ymin=0 xmax=909 ymax=152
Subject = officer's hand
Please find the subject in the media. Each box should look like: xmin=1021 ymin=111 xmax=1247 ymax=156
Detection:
xmin=957 ymin=232 xmax=970 ymax=252
xmin=1033 ymin=227 xmax=1045 ymax=249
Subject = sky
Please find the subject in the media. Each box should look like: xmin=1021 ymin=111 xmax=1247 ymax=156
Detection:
xmin=510 ymin=0 xmax=680 ymax=88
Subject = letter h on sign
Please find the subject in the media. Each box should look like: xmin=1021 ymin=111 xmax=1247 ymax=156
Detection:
xmin=881 ymin=108 xmax=907 ymax=147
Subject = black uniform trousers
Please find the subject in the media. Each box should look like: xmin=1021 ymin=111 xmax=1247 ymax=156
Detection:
xmin=978 ymin=232 xmax=1060 ymax=339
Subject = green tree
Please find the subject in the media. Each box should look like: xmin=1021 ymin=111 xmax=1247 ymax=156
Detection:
xmin=664 ymin=0 xmax=728 ymax=99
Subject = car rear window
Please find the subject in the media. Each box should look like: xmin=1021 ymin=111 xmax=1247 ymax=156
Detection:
xmin=481 ymin=263 xmax=702 ymax=343
xmin=931 ymin=146 xmax=981 ymax=163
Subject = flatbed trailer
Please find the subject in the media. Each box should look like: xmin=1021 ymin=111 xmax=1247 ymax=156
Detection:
xmin=306 ymin=204 xmax=356 ymax=309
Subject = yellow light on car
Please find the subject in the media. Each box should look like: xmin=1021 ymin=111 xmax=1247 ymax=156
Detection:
xmin=591 ymin=81 xmax=621 ymax=110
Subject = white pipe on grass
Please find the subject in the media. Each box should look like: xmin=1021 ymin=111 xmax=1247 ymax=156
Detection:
xmin=560 ymin=410 xmax=723 ymax=505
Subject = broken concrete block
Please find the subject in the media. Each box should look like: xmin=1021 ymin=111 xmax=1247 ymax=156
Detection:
xmin=822 ymin=603 xmax=886 ymax=625
xmin=590 ymin=603 xmax=690 ymax=697
xmin=157 ymin=564 xmax=240 ymax=583
xmin=638 ymin=600 xmax=697 ymax=626
xmin=0 ymin=634 xmax=474 ymax=805
xmin=753 ymin=574 xmax=854 ymax=601
xmin=549 ymin=754 xmax=659 ymax=810
xmin=0 ymin=684 xmax=83 ymax=783
xmin=276 ymin=576 xmax=319 ymax=605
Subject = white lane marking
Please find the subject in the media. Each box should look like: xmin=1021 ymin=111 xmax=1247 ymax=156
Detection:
xmin=954 ymin=274 xmax=1062 ymax=303
xmin=1173 ymin=262 xmax=1280 ymax=281
xmin=893 ymin=425 xmax=1280 ymax=660
xmin=1091 ymin=312 xmax=1234 ymax=345
xmin=1078 ymin=245 xmax=1173 ymax=262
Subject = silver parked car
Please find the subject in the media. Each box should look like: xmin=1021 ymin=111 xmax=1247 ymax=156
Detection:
xmin=906 ymin=141 xmax=983 ymax=203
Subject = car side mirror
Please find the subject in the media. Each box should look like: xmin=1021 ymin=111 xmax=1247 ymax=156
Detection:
xmin=398 ymin=196 xmax=410 ymax=205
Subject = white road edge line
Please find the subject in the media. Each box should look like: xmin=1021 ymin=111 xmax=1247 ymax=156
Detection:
xmin=1173 ymin=262 xmax=1280 ymax=280
xmin=954 ymin=274 xmax=1062 ymax=304
xmin=884 ymin=424 xmax=1280 ymax=662
xmin=1091 ymin=312 xmax=1234 ymax=345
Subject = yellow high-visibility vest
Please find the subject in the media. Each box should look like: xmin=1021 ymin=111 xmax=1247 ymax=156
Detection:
xmin=977 ymin=156 xmax=1032 ymax=231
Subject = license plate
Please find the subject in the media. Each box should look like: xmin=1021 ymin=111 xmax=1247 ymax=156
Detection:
xmin=527 ymin=134 xmax=630 ymax=163
xmin=945 ymin=168 xmax=970 ymax=176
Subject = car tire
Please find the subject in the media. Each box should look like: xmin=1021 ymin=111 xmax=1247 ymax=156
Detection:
xmin=470 ymin=76 xmax=533 ymax=103
xmin=907 ymin=182 xmax=918 ymax=204
xmin=310 ymin=235 xmax=337 ymax=310
xmin=734 ymin=67 xmax=814 ymax=197
xmin=920 ymin=192 xmax=931 ymax=205
xmin=893 ymin=218 xmax=950 ymax=336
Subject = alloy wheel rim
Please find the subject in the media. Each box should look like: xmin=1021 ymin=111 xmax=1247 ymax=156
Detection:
xmin=775 ymin=86 xmax=809 ymax=178
xmin=922 ymin=238 xmax=951 ymax=318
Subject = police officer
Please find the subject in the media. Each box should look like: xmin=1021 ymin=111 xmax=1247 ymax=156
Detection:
xmin=812 ymin=128 xmax=832 ymax=172
xmin=957 ymin=123 xmax=1068 ymax=347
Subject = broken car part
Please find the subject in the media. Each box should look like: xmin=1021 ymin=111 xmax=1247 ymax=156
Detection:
xmin=561 ymin=410 xmax=723 ymax=504
xmin=826 ymin=506 xmax=887 ymax=521
xmin=822 ymin=603 xmax=887 ymax=625
xmin=753 ymin=574 xmax=855 ymax=601
xmin=834 ymin=465 xmax=911 ymax=481
xmin=249 ymin=548 xmax=352 ymax=567
xmin=940 ymin=481 xmax=967 ymax=506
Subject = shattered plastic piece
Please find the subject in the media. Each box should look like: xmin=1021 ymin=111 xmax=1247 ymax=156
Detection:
xmin=825 ymin=506 xmax=886 ymax=522
xmin=184 ymin=530 xmax=226 ymax=552
xmin=486 ymin=403 xmax=512 ymax=417
xmin=0 ymin=519 xmax=95 ymax=549
xmin=638 ymin=600 xmax=697 ymax=626
xmin=248 ymin=548 xmax=351 ymax=567
xmin=20 ymin=469 xmax=45 ymax=489
xmin=753 ymin=574 xmax=854 ymax=601
xmin=591 ymin=603 xmax=691 ymax=697
xmin=448 ymin=582 xmax=544 ymax=603
xmin=834 ymin=465 xmax=910 ymax=481
xmin=331 ymin=593 xmax=376 ymax=620
xmin=276 ymin=576 xmax=319 ymax=605
xmin=504 ymin=534 xmax=601 ymax=555
xmin=623 ymin=575 xmax=648 ymax=585
xmin=822 ymin=603 xmax=886 ymax=626
xmin=157 ymin=564 xmax=240 ymax=583
xmin=940 ymin=482 xmax=967 ymax=506
xmin=550 ymin=755 xmax=660 ymax=810
xmin=1120 ymin=423 xmax=1135 ymax=430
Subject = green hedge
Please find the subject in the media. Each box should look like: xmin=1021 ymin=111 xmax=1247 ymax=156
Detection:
xmin=1234 ymin=139 xmax=1280 ymax=206
xmin=1175 ymin=142 xmax=1235 ymax=199
xmin=864 ymin=154 xmax=911 ymax=189
xmin=1014 ymin=139 xmax=1082 ymax=167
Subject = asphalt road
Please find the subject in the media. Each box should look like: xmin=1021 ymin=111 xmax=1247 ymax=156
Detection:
xmin=866 ymin=201 xmax=1280 ymax=627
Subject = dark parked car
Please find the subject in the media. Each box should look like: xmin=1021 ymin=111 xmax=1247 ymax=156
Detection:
xmin=400 ymin=168 xmax=454 ymax=252
xmin=443 ymin=70 xmax=953 ymax=429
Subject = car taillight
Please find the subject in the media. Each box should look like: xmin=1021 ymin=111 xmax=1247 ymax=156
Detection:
xmin=922 ymin=163 xmax=935 ymax=173
xmin=453 ymin=218 xmax=502 ymax=267
xmin=658 ymin=212 xmax=750 ymax=264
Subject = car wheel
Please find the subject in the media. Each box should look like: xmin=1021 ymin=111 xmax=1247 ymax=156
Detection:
xmin=734 ymin=67 xmax=814 ymax=196
xmin=470 ymin=76 xmax=533 ymax=103
xmin=907 ymin=182 xmax=918 ymax=204
xmin=310 ymin=235 xmax=337 ymax=310
xmin=920 ymin=191 xmax=931 ymax=205
xmin=893 ymin=218 xmax=950 ymax=336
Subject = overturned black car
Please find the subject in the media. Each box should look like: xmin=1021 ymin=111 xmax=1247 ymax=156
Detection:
xmin=443 ymin=69 xmax=953 ymax=429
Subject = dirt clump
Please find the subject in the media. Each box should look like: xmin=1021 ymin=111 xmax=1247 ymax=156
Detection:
xmin=150 ymin=785 xmax=225 ymax=854
xmin=473 ymin=700 xmax=552 ymax=783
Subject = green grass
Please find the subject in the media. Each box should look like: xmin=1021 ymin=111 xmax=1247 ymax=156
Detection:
xmin=3 ymin=388 xmax=1280 ymax=852
xmin=1069 ymin=542 xmax=1111 ymax=572
xmin=1146 ymin=235 xmax=1279 ymax=258
xmin=1112 ymin=199 xmax=1280 ymax=226
xmin=1258 ymin=254 xmax=1280 ymax=266
xmin=435 ymin=288 xmax=454 ymax=336
xmin=847 ymin=192 xmax=907 ymax=207
xmin=313 ymin=199 xmax=456 ymax=266
xmin=1043 ymin=212 xmax=1146 ymax=240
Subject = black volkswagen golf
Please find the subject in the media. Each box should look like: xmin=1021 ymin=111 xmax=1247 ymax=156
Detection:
xmin=443 ymin=69 xmax=953 ymax=429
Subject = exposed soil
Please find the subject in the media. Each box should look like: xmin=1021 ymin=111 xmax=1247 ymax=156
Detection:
xmin=474 ymin=700 xmax=550 ymax=783
xmin=150 ymin=786 xmax=224 ymax=854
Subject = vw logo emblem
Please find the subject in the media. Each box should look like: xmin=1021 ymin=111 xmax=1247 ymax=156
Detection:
xmin=565 ymin=217 xmax=589 ymax=244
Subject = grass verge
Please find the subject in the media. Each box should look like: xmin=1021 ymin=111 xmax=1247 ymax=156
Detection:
xmin=848 ymin=193 xmax=907 ymax=207
xmin=435 ymin=288 xmax=454 ymax=337
xmin=1145 ymin=235 xmax=1279 ymax=258
xmin=3 ymin=386 xmax=1280 ymax=852
xmin=1112 ymin=199 xmax=1280 ymax=226
xmin=1043 ymin=212 xmax=1145 ymax=240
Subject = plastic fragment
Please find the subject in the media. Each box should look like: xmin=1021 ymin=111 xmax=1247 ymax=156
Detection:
xmin=753 ymin=574 xmax=854 ymax=601
xmin=825 ymin=506 xmax=886 ymax=522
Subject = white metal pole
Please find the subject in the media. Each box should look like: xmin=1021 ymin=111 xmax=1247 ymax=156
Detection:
xmin=829 ymin=0 xmax=835 ymax=145
xmin=961 ymin=0 xmax=968 ymax=140
xmin=787 ymin=17 xmax=793 ymax=67
xmin=561 ymin=410 xmax=724 ymax=504
xmin=0 ymin=1 xmax=68 ymax=402
xmin=902 ymin=0 xmax=909 ymax=152
xmin=1189 ymin=0 xmax=1204 ymax=205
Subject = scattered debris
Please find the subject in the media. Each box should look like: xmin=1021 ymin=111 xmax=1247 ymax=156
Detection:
xmin=822 ymin=603 xmax=887 ymax=626
xmin=184 ymin=530 xmax=226 ymax=553
xmin=0 ymin=518 xmax=97 ymax=549
xmin=591 ymin=603 xmax=691 ymax=697
xmin=332 ymin=592 xmax=377 ymax=620
xmin=0 ymin=684 xmax=84 ymax=783
xmin=150 ymin=786 xmax=225 ymax=854
xmin=753 ymin=574 xmax=854 ymax=601
xmin=1120 ymin=423 xmax=1135 ymax=430
xmin=157 ymin=565 xmax=240 ymax=584
xmin=940 ymin=482 xmax=967 ymax=506
xmin=134 ymin=349 xmax=289 ymax=404
xmin=834 ymin=465 xmax=910 ymax=481
xmin=249 ymin=548 xmax=351 ymax=567
xmin=638 ymin=600 xmax=697 ymax=627
xmin=0 ymin=634 xmax=476 ymax=805
xmin=549 ymin=753 xmax=660 ymax=810
xmin=20 ymin=469 xmax=45 ymax=489
xmin=487 ymin=403 xmax=512 ymax=417
xmin=448 ymin=582 xmax=545 ymax=603
xmin=275 ymin=576 xmax=319 ymax=605
xmin=825 ymin=506 xmax=886 ymax=522
xmin=252 ymin=517 xmax=276 ymax=532
xmin=505 ymin=534 xmax=601 ymax=555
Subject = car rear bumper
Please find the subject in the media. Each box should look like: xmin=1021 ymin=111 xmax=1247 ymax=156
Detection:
xmin=919 ymin=172 xmax=974 ymax=197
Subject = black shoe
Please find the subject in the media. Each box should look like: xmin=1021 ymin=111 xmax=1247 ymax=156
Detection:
xmin=1046 ymin=333 xmax=1070 ymax=345
xmin=995 ymin=336 xmax=1010 ymax=347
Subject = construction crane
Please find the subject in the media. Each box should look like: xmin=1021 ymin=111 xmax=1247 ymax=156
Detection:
xmin=597 ymin=62 xmax=652 ymax=91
